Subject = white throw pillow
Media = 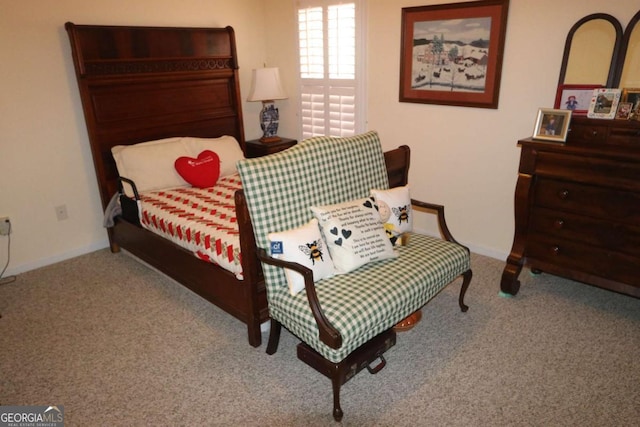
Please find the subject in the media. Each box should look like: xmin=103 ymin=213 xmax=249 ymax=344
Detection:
xmin=112 ymin=137 xmax=189 ymax=197
xmin=184 ymin=136 xmax=245 ymax=178
xmin=370 ymin=185 xmax=413 ymax=245
xmin=267 ymin=218 xmax=336 ymax=296
xmin=112 ymin=135 xmax=244 ymax=197
xmin=311 ymin=198 xmax=397 ymax=274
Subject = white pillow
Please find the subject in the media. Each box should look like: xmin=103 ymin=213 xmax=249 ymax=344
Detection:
xmin=267 ymin=218 xmax=336 ymax=296
xmin=311 ymin=198 xmax=397 ymax=274
xmin=112 ymin=137 xmax=189 ymax=197
xmin=370 ymin=185 xmax=413 ymax=245
xmin=112 ymin=136 xmax=244 ymax=197
xmin=184 ymin=136 xmax=245 ymax=178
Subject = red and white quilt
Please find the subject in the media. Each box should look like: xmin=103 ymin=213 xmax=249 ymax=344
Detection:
xmin=138 ymin=174 xmax=243 ymax=279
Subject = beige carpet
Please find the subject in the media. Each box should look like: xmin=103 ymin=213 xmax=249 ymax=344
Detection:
xmin=0 ymin=249 xmax=638 ymax=426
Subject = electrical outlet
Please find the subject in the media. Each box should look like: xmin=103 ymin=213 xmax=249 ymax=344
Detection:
xmin=55 ymin=205 xmax=68 ymax=221
xmin=0 ymin=217 xmax=10 ymax=236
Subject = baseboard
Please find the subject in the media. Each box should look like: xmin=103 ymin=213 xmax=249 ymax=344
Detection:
xmin=3 ymin=239 xmax=110 ymax=276
xmin=3 ymin=231 xmax=507 ymax=278
xmin=412 ymin=226 xmax=507 ymax=261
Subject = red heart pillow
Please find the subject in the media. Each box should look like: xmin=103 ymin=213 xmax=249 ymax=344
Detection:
xmin=174 ymin=150 xmax=221 ymax=188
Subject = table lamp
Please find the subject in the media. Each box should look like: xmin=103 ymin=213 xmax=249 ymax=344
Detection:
xmin=247 ymin=67 xmax=288 ymax=143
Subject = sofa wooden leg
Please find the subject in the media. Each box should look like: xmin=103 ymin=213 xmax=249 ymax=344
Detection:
xmin=297 ymin=329 xmax=396 ymax=421
xmin=266 ymin=319 xmax=281 ymax=355
xmin=332 ymin=378 xmax=343 ymax=421
xmin=458 ymin=269 xmax=472 ymax=312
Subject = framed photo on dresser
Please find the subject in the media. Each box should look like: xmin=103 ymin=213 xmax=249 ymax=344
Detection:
xmin=587 ymin=88 xmax=621 ymax=119
xmin=532 ymin=108 xmax=571 ymax=142
xmin=621 ymin=88 xmax=640 ymax=110
xmin=554 ymin=84 xmax=602 ymax=115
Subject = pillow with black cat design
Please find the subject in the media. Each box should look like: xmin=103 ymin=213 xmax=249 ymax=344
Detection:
xmin=310 ymin=198 xmax=397 ymax=274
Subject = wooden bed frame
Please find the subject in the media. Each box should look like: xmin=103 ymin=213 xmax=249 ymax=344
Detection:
xmin=65 ymin=22 xmax=411 ymax=348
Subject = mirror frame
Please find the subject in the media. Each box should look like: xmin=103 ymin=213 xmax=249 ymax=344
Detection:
xmin=558 ymin=13 xmax=623 ymax=88
xmin=613 ymin=9 xmax=640 ymax=87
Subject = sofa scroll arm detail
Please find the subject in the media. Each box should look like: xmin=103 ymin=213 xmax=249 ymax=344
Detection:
xmin=411 ymin=199 xmax=462 ymax=246
xmin=257 ymin=248 xmax=343 ymax=349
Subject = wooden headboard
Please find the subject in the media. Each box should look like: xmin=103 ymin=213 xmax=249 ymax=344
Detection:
xmin=65 ymin=23 xmax=246 ymax=209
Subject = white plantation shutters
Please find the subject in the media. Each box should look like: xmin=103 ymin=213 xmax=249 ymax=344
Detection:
xmin=298 ymin=1 xmax=364 ymax=139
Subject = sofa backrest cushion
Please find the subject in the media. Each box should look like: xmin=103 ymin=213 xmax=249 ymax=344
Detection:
xmin=237 ymin=131 xmax=390 ymax=293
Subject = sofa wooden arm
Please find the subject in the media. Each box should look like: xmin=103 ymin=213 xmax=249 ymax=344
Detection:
xmin=411 ymin=199 xmax=463 ymax=247
xmin=257 ymin=248 xmax=343 ymax=349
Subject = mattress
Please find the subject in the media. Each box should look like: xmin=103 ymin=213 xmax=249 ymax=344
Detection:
xmin=138 ymin=174 xmax=243 ymax=279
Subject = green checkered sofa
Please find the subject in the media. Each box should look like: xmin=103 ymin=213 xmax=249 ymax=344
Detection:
xmin=237 ymin=131 xmax=472 ymax=421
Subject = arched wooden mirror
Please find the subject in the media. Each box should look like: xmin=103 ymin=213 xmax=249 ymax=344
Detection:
xmin=558 ymin=13 xmax=622 ymax=87
xmin=615 ymin=10 xmax=640 ymax=88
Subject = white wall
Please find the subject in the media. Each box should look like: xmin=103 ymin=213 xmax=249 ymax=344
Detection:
xmin=266 ymin=0 xmax=639 ymax=259
xmin=0 ymin=0 xmax=268 ymax=275
xmin=0 ymin=0 xmax=638 ymax=275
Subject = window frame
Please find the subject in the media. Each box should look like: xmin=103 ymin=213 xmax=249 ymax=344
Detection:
xmin=296 ymin=0 xmax=366 ymax=139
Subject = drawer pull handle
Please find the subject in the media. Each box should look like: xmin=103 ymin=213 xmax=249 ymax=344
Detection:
xmin=553 ymin=219 xmax=564 ymax=229
xmin=591 ymin=130 xmax=598 ymax=137
xmin=551 ymin=246 xmax=560 ymax=255
xmin=558 ymin=190 xmax=569 ymax=200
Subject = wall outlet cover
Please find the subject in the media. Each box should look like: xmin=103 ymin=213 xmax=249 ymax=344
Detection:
xmin=0 ymin=217 xmax=10 ymax=235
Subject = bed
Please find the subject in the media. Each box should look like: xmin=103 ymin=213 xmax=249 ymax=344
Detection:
xmin=65 ymin=22 xmax=411 ymax=348
xmin=65 ymin=22 xmax=272 ymax=346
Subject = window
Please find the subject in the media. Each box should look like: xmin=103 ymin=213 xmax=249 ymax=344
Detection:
xmin=297 ymin=0 xmax=365 ymax=139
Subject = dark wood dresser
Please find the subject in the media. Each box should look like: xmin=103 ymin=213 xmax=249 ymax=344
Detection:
xmin=501 ymin=116 xmax=640 ymax=298
xmin=245 ymin=137 xmax=297 ymax=158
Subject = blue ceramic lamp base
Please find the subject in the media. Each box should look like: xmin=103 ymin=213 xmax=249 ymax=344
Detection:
xmin=259 ymin=101 xmax=281 ymax=143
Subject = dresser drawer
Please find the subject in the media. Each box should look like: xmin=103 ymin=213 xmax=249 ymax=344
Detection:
xmin=534 ymin=151 xmax=640 ymax=191
xmin=567 ymin=119 xmax=640 ymax=147
xmin=608 ymin=126 xmax=640 ymax=147
xmin=566 ymin=123 xmax=608 ymax=144
xmin=534 ymin=178 xmax=640 ymax=226
xmin=530 ymin=207 xmax=640 ymax=256
xmin=526 ymin=235 xmax=640 ymax=286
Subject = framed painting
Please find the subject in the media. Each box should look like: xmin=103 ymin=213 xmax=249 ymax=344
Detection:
xmin=532 ymin=108 xmax=572 ymax=143
xmin=399 ymin=0 xmax=510 ymax=109
xmin=554 ymin=84 xmax=602 ymax=115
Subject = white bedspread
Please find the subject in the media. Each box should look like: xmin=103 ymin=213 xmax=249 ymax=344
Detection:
xmin=138 ymin=174 xmax=243 ymax=279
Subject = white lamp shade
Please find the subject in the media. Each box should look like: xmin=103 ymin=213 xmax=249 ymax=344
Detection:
xmin=247 ymin=67 xmax=287 ymax=102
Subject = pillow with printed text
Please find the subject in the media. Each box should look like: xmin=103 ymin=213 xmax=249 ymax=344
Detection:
xmin=311 ymin=198 xmax=397 ymax=274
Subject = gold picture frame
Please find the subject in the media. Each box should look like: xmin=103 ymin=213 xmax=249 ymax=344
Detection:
xmin=622 ymin=87 xmax=640 ymax=109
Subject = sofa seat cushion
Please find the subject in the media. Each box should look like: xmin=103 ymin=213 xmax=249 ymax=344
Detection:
xmin=267 ymin=232 xmax=470 ymax=363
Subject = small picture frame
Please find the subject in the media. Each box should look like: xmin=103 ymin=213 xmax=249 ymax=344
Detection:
xmin=554 ymin=84 xmax=602 ymax=115
xmin=587 ymin=88 xmax=622 ymax=119
xmin=532 ymin=108 xmax=572 ymax=143
xmin=615 ymin=102 xmax=633 ymax=120
xmin=621 ymin=87 xmax=640 ymax=110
